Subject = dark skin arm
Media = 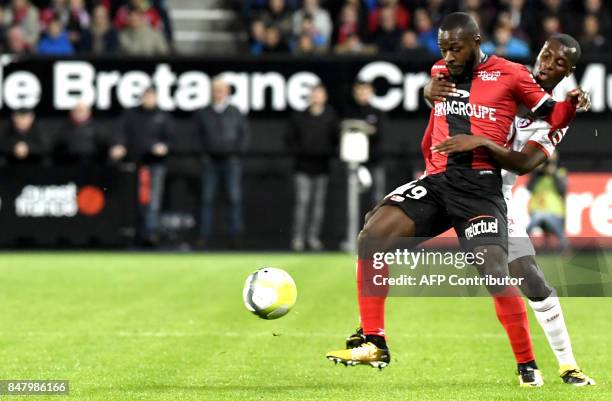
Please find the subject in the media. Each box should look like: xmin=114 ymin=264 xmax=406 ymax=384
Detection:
xmin=424 ymin=73 xmax=458 ymax=102
xmin=431 ymin=134 xmax=548 ymax=175
xmin=426 ymin=72 xmax=590 ymax=175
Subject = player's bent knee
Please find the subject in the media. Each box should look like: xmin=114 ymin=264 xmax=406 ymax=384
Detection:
xmin=509 ymin=256 xmax=553 ymax=300
xmin=474 ymin=245 xmax=509 ymax=277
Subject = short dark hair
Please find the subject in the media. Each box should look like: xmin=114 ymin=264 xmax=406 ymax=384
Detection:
xmin=547 ymin=33 xmax=582 ymax=66
xmin=311 ymin=83 xmax=326 ymax=92
xmin=142 ymin=86 xmax=157 ymax=96
xmin=439 ymin=12 xmax=480 ymax=36
xmin=13 ymin=108 xmax=34 ymax=115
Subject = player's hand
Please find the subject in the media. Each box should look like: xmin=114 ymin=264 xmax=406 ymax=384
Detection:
xmin=424 ymin=73 xmax=458 ymax=103
xmin=431 ymin=134 xmax=485 ymax=155
xmin=152 ymin=143 xmax=168 ymax=156
xmin=14 ymin=141 xmax=29 ymax=159
xmin=566 ymin=88 xmax=591 ymax=112
xmin=109 ymin=144 xmax=126 ymax=161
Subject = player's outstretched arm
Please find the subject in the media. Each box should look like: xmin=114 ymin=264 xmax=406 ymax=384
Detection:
xmin=431 ymin=134 xmax=547 ymax=175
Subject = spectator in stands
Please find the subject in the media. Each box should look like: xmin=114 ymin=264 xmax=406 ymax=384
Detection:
xmin=249 ymin=18 xmax=266 ymax=55
xmin=65 ymin=0 xmax=91 ymax=49
xmin=372 ymin=5 xmax=402 ymax=53
xmin=584 ymin=0 xmax=610 ymax=30
xmin=119 ymin=7 xmax=169 ymax=55
xmin=239 ymin=0 xmax=298 ymax=18
xmin=527 ymin=153 xmax=568 ymax=250
xmin=580 ymin=14 xmax=607 ymax=55
xmin=399 ymin=30 xmax=428 ymax=58
xmin=336 ymin=0 xmax=368 ymax=38
xmin=40 ymin=0 xmax=70 ymax=30
xmin=343 ymin=80 xmax=388 ymax=206
xmin=413 ymin=8 xmax=438 ymax=55
xmin=460 ymin=0 xmax=495 ymax=35
xmin=505 ymin=0 xmax=533 ymax=41
xmin=367 ymin=0 xmax=410 ymax=34
xmin=295 ymin=32 xmax=316 ymax=54
xmin=194 ymin=76 xmax=250 ymax=249
xmin=53 ymin=102 xmax=107 ymax=164
xmin=152 ymin=0 xmax=174 ymax=43
xmin=495 ymin=10 xmax=525 ymax=40
xmin=37 ymin=17 xmax=74 ymax=55
xmin=335 ymin=2 xmax=362 ymax=47
xmin=292 ymin=0 xmax=332 ymax=47
xmin=5 ymin=24 xmax=31 ymax=54
xmin=240 ymin=0 xmax=268 ymax=16
xmin=334 ymin=32 xmax=376 ymax=54
xmin=536 ymin=0 xmax=577 ymax=36
xmin=4 ymin=0 xmax=39 ymax=48
xmin=425 ymin=0 xmax=453 ymax=26
xmin=115 ymin=87 xmax=173 ymax=245
xmin=262 ymin=23 xmax=289 ymax=53
xmin=0 ymin=7 xmax=6 ymax=45
xmin=287 ymin=84 xmax=338 ymax=251
xmin=296 ymin=14 xmax=326 ymax=51
xmin=261 ymin=0 xmax=292 ymax=40
xmin=481 ymin=25 xmax=530 ymax=58
xmin=80 ymin=5 xmax=119 ymax=54
xmin=1 ymin=109 xmax=48 ymax=165
xmin=535 ymin=14 xmax=562 ymax=49
xmin=114 ymin=0 xmax=162 ymax=31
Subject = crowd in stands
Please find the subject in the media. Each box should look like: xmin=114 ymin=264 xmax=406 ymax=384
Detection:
xmin=239 ymin=0 xmax=611 ymax=58
xmin=0 ymin=0 xmax=173 ymax=56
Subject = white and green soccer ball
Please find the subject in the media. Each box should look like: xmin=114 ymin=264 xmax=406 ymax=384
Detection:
xmin=243 ymin=267 xmax=297 ymax=320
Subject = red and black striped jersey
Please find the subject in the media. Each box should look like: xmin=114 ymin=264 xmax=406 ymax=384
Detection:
xmin=423 ymin=55 xmax=576 ymax=174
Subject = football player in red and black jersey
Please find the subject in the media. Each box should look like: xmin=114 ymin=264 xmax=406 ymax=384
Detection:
xmin=326 ymin=12 xmax=584 ymax=373
xmin=426 ymin=34 xmax=594 ymax=387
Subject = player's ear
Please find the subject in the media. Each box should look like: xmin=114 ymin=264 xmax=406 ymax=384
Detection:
xmin=473 ymin=34 xmax=481 ymax=45
xmin=567 ymin=65 xmax=576 ymax=77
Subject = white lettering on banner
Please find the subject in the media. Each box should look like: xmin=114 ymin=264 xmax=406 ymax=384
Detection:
xmin=552 ymin=64 xmax=606 ymax=112
xmin=589 ymin=181 xmax=612 ymax=236
xmin=358 ymin=62 xmax=403 ymax=111
xmin=153 ymin=63 xmax=177 ymax=110
xmin=54 ymin=61 xmax=95 ymax=109
xmin=566 ymin=193 xmax=594 ymax=235
xmin=251 ymin=72 xmax=286 ymax=111
xmin=96 ymin=70 xmax=121 ymax=109
xmin=511 ymin=177 xmax=612 ymax=238
xmin=15 ymin=184 xmax=78 ymax=217
xmin=4 ymin=71 xmax=41 ymax=109
xmin=357 ymin=61 xmax=429 ymax=111
xmin=175 ymin=71 xmax=210 ymax=110
xmin=0 ymin=60 xmax=611 ymax=112
xmin=286 ymin=72 xmax=320 ymax=111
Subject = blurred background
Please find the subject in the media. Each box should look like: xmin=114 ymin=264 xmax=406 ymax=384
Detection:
xmin=0 ymin=0 xmax=610 ymax=251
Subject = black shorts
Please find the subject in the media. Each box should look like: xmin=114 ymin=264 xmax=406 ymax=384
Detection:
xmin=381 ymin=169 xmax=507 ymax=252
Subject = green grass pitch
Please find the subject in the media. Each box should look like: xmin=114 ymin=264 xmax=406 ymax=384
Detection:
xmin=0 ymin=252 xmax=609 ymax=401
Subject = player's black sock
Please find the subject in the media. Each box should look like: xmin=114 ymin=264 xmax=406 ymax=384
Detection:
xmin=365 ymin=335 xmax=387 ymax=350
xmin=518 ymin=360 xmax=538 ymax=370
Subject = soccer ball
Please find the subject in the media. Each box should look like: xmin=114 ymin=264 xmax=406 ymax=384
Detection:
xmin=243 ymin=267 xmax=297 ymax=320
